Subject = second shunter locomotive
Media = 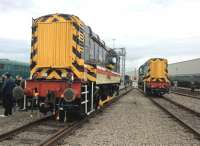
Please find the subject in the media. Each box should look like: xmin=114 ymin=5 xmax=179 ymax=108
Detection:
xmin=138 ymin=58 xmax=170 ymax=96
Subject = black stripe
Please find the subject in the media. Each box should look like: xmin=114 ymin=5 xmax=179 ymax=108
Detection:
xmin=35 ymin=68 xmax=43 ymax=72
xmin=36 ymin=14 xmax=52 ymax=22
xmin=32 ymin=25 xmax=37 ymax=34
xmin=55 ymin=70 xmax=62 ymax=77
xmin=58 ymin=14 xmax=71 ymax=20
xmin=87 ymin=63 xmax=96 ymax=68
xmin=47 ymin=68 xmax=54 ymax=75
xmin=87 ymin=69 xmax=96 ymax=78
xmin=73 ymin=22 xmax=79 ymax=31
xmin=65 ymin=68 xmax=71 ymax=72
xmin=73 ymin=35 xmax=78 ymax=43
xmin=52 ymin=18 xmax=59 ymax=22
xmin=73 ymin=35 xmax=84 ymax=48
xmin=143 ymin=75 xmax=150 ymax=79
xmin=31 ymin=49 xmax=37 ymax=59
xmin=72 ymin=61 xmax=84 ymax=72
xmin=72 ymin=47 xmax=81 ymax=58
xmin=79 ymin=40 xmax=84 ymax=47
xmin=30 ymin=61 xmax=36 ymax=70
xmin=167 ymin=76 xmax=170 ymax=80
xmin=80 ymin=29 xmax=84 ymax=34
xmin=160 ymin=78 xmax=165 ymax=82
xmin=31 ymin=37 xmax=37 ymax=46
xmin=73 ymin=22 xmax=84 ymax=32
xmin=40 ymin=15 xmax=53 ymax=22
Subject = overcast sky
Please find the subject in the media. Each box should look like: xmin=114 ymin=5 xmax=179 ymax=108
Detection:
xmin=0 ymin=0 xmax=200 ymax=71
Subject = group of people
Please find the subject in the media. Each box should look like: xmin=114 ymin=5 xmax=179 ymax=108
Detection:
xmin=0 ymin=73 xmax=25 ymax=117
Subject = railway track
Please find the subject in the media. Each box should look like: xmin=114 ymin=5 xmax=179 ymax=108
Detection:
xmin=0 ymin=87 xmax=132 ymax=146
xmin=0 ymin=115 xmax=76 ymax=146
xmin=149 ymin=95 xmax=200 ymax=138
xmin=170 ymin=88 xmax=200 ymax=99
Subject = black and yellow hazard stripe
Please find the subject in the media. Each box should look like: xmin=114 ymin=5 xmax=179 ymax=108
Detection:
xmin=36 ymin=14 xmax=71 ymax=23
xmin=85 ymin=64 xmax=96 ymax=82
xmin=151 ymin=78 xmax=165 ymax=82
xmin=70 ymin=15 xmax=85 ymax=80
xmin=30 ymin=20 xmax=38 ymax=79
xmin=32 ymin=67 xmax=72 ymax=80
xmin=144 ymin=58 xmax=169 ymax=83
xmin=71 ymin=16 xmax=84 ymax=52
xmin=30 ymin=14 xmax=79 ymax=80
xmin=30 ymin=14 xmax=97 ymax=82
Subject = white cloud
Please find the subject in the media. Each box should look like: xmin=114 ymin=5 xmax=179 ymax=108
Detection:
xmin=0 ymin=0 xmax=200 ymax=70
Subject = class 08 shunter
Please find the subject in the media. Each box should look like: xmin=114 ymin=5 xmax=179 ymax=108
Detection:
xmin=138 ymin=58 xmax=170 ymax=96
xmin=24 ymin=13 xmax=122 ymax=121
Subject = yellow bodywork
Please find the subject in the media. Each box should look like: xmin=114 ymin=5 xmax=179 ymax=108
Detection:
xmin=99 ymin=96 xmax=113 ymax=107
xmin=144 ymin=58 xmax=169 ymax=83
xmin=37 ymin=22 xmax=72 ymax=68
xmin=30 ymin=14 xmax=90 ymax=81
xmin=30 ymin=13 xmax=119 ymax=85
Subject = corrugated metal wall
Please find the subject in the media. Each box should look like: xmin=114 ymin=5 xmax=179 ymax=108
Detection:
xmin=168 ymin=58 xmax=200 ymax=76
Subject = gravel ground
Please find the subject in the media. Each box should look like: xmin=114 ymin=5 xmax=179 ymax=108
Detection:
xmin=165 ymin=93 xmax=200 ymax=113
xmin=62 ymin=89 xmax=200 ymax=146
xmin=0 ymin=107 xmax=42 ymax=135
xmin=0 ymin=118 xmax=66 ymax=146
xmin=152 ymin=97 xmax=200 ymax=136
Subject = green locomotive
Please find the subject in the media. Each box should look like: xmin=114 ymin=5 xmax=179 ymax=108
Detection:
xmin=0 ymin=59 xmax=29 ymax=98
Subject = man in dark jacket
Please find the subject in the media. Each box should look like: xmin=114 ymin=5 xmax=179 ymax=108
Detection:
xmin=1 ymin=73 xmax=16 ymax=117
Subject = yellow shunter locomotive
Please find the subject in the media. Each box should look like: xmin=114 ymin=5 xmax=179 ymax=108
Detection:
xmin=138 ymin=58 xmax=170 ymax=96
xmin=24 ymin=14 xmax=121 ymax=121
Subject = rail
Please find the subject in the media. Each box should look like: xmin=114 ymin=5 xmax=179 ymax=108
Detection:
xmin=39 ymin=86 xmax=133 ymax=146
xmin=0 ymin=86 xmax=133 ymax=146
xmin=149 ymin=95 xmax=200 ymax=138
xmin=170 ymin=87 xmax=200 ymax=99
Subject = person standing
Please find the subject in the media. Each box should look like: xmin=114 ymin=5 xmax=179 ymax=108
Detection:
xmin=15 ymin=75 xmax=21 ymax=86
xmin=1 ymin=73 xmax=16 ymax=117
xmin=14 ymin=75 xmax=24 ymax=109
xmin=13 ymin=75 xmax=21 ymax=111
xmin=13 ymin=78 xmax=25 ymax=110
